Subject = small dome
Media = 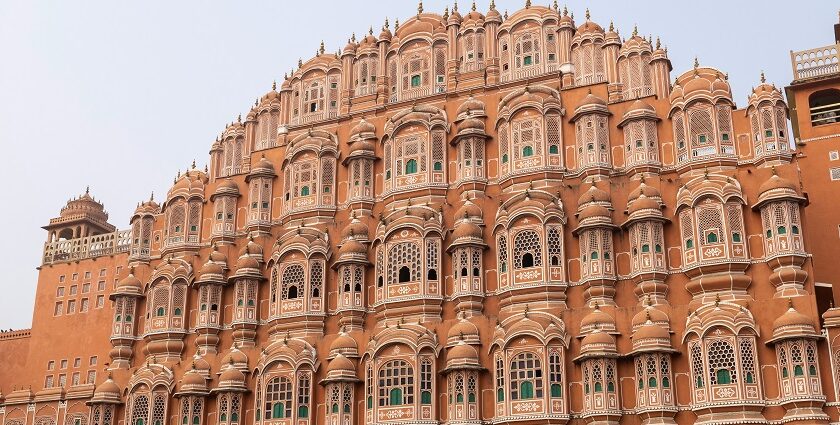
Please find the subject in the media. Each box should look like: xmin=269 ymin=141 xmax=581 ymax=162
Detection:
xmin=338 ymin=239 xmax=367 ymax=256
xmin=632 ymin=306 xmax=669 ymax=329
xmin=459 ymin=117 xmax=485 ymax=132
xmin=221 ymin=346 xmax=248 ymax=367
xmin=456 ymin=96 xmax=485 ymax=118
xmin=454 ymin=200 xmax=482 ymax=221
xmin=447 ymin=318 xmax=479 ymax=341
xmin=579 ymin=92 xmax=607 ymax=107
xmin=628 ymin=99 xmax=655 ymax=113
xmin=579 ymin=330 xmax=617 ymax=357
xmin=580 ymin=305 xmax=616 ymax=332
xmin=341 ymin=217 xmax=370 ymax=241
xmin=759 ymin=174 xmax=797 ymax=195
xmin=773 ymin=306 xmax=813 ymax=332
xmin=239 ymin=236 xmax=264 ymax=259
xmin=219 ymin=364 xmax=246 ymax=384
xmin=578 ymin=185 xmax=610 ymax=206
xmin=348 ymin=139 xmax=375 ymax=155
xmin=452 ymin=220 xmax=483 ymax=240
xmin=212 ymin=179 xmax=240 ymax=199
xmin=350 ymin=119 xmax=376 ymax=137
xmin=578 ymin=204 xmax=611 ymax=221
xmin=327 ymin=354 xmax=356 ymax=373
xmin=627 ymin=194 xmax=661 ymax=215
xmin=247 ymin=156 xmax=276 ymax=180
xmin=197 ymin=261 xmax=225 ymax=281
xmin=628 ymin=181 xmax=661 ymax=202
xmin=448 ymin=341 xmax=479 ymax=362
xmin=116 ymin=273 xmax=142 ymax=290
xmin=633 ymin=321 xmax=670 ymax=340
xmin=235 ymin=255 xmax=260 ymax=271
xmin=94 ymin=378 xmax=120 ymax=397
xmin=576 ymin=19 xmax=605 ymax=35
xmin=209 ymin=245 xmax=228 ymax=264
xmin=182 ymin=369 xmax=205 ymax=387
xmin=329 ymin=331 xmax=359 ymax=358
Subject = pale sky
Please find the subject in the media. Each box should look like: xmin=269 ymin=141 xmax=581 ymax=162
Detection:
xmin=0 ymin=1 xmax=836 ymax=329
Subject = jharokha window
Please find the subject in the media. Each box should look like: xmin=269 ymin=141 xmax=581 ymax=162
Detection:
xmin=382 ymin=123 xmax=447 ymax=195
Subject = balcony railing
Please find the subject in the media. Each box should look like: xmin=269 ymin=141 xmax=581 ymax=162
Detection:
xmin=43 ymin=230 xmax=131 ymax=265
xmin=791 ymin=43 xmax=840 ymax=81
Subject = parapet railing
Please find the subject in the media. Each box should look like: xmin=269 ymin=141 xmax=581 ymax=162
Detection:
xmin=791 ymin=43 xmax=840 ymax=81
xmin=43 ymin=229 xmax=131 ymax=265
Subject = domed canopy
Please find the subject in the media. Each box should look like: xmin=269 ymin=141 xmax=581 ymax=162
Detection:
xmin=111 ymin=272 xmax=143 ymax=299
xmin=570 ymin=92 xmax=610 ymax=122
xmin=575 ymin=330 xmax=617 ymax=361
xmin=246 ymin=156 xmax=276 ymax=181
xmin=176 ymin=367 xmax=209 ymax=396
xmin=215 ymin=363 xmax=248 ymax=393
xmin=239 ymin=235 xmax=264 ymax=262
xmin=447 ymin=316 xmax=480 ymax=346
xmin=631 ymin=319 xmax=674 ymax=354
xmin=89 ymin=376 xmax=122 ymax=405
xmin=323 ymin=354 xmax=360 ymax=383
xmin=221 ymin=346 xmax=249 ymax=372
xmin=341 ymin=216 xmax=370 ymax=241
xmin=443 ymin=341 xmax=482 ymax=372
xmin=753 ymin=169 xmax=806 ymax=210
xmin=579 ymin=304 xmax=617 ymax=335
xmin=350 ymin=118 xmax=376 ymax=138
xmin=195 ymin=260 xmax=225 ymax=285
xmin=578 ymin=185 xmax=611 ymax=207
xmin=232 ymin=255 xmax=262 ymax=280
xmin=211 ymin=179 xmax=240 ymax=201
xmin=47 ymin=187 xmax=116 ymax=237
xmin=451 ymin=220 xmax=484 ymax=243
xmin=456 ymin=96 xmax=487 ymax=121
xmin=769 ymin=302 xmax=818 ymax=343
xmin=669 ymin=64 xmax=733 ymax=111
xmin=329 ymin=331 xmax=360 ymax=359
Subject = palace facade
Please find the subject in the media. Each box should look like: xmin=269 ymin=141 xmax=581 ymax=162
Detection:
xmin=3 ymin=3 xmax=840 ymax=425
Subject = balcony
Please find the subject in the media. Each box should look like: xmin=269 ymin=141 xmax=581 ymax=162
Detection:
xmin=791 ymin=43 xmax=840 ymax=81
xmin=43 ymin=230 xmax=131 ymax=265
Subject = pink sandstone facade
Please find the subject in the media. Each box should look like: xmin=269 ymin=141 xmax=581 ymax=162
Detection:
xmin=3 ymin=3 xmax=840 ymax=425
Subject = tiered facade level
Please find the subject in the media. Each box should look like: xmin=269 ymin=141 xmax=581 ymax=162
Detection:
xmin=4 ymin=3 xmax=840 ymax=425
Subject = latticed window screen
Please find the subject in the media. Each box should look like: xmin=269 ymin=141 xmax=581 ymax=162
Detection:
xmin=509 ymin=352 xmax=543 ymax=400
xmin=297 ymin=372 xmax=311 ymax=417
xmin=688 ymin=106 xmax=716 ymax=148
xmin=281 ymin=264 xmax=305 ymax=300
xmin=698 ymin=205 xmax=724 ymax=246
xmin=310 ymin=261 xmax=323 ymax=299
xmin=426 ymin=239 xmax=439 ymax=279
xmin=420 ymin=357 xmax=433 ymax=403
xmin=264 ymin=376 xmax=293 ymax=419
xmin=378 ymin=360 xmax=414 ymax=406
xmin=739 ymin=337 xmax=757 ymax=383
xmin=388 ymin=242 xmax=421 ymax=283
xmin=707 ymin=339 xmax=737 ymax=385
xmin=690 ymin=342 xmax=704 ymax=388
xmin=513 ymin=229 xmax=543 ymax=269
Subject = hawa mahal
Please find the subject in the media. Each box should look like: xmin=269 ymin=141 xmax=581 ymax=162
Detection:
xmin=3 ymin=3 xmax=840 ymax=425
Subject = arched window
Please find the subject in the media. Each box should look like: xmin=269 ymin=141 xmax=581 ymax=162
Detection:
xmin=706 ymin=232 xmax=718 ymax=243
xmin=281 ymin=264 xmax=304 ymax=301
xmin=399 ymin=266 xmax=411 ymax=283
xmin=522 ymin=146 xmax=534 ymax=157
xmin=300 ymin=186 xmax=309 ymax=196
xmin=510 ymin=352 xmax=543 ymax=400
xmin=379 ymin=360 xmax=414 ymax=406
xmin=406 ymin=159 xmax=418 ymax=174
xmin=513 ymin=230 xmax=542 ymax=269
xmin=809 ymin=89 xmax=840 ymax=126
xmin=265 ymin=377 xmax=293 ymax=419
xmin=549 ymin=350 xmax=563 ymax=397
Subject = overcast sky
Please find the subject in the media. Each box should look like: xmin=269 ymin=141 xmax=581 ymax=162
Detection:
xmin=0 ymin=1 xmax=836 ymax=329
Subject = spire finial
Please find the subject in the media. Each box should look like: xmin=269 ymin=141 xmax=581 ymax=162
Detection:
xmin=472 ymin=0 xmax=476 ymax=11
xmin=693 ymin=56 xmax=699 ymax=69
xmin=191 ymin=159 xmax=196 ymax=169
xmin=384 ymin=17 xmax=389 ymax=29
xmin=608 ymin=21 xmax=614 ymax=32
xmin=760 ymin=70 xmax=766 ymax=84
xmin=525 ymin=0 xmax=531 ymax=8
xmin=149 ymin=191 xmax=154 ymax=202
xmin=418 ymin=0 xmax=423 ymax=16
xmin=319 ymin=40 xmax=325 ymax=54
xmin=585 ymin=8 xmax=590 ymax=20
xmin=237 ymin=114 xmax=241 ymax=123
xmin=563 ymin=5 xmax=568 ymax=16
xmin=85 ymin=185 xmax=90 ymax=195
xmin=489 ymin=0 xmax=496 ymax=10
xmin=655 ymin=36 xmax=661 ymax=49
xmin=443 ymin=5 xmax=449 ymax=19
xmin=368 ymin=26 xmax=373 ymax=35
xmin=298 ymin=57 xmax=303 ymax=67
xmin=632 ymin=24 xmax=638 ymax=37
xmin=395 ymin=18 xmax=400 ymax=30
xmin=553 ymin=0 xmax=558 ymax=11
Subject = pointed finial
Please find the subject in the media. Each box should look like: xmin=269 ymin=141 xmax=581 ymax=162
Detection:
xmin=149 ymin=191 xmax=154 ymax=202
xmin=418 ymin=0 xmax=423 ymax=16
xmin=563 ymin=5 xmax=568 ymax=16
xmin=351 ymin=32 xmax=356 ymax=43
xmin=319 ymin=40 xmax=325 ymax=54
xmin=585 ymin=8 xmax=590 ymax=20
xmin=788 ymin=297 xmax=794 ymax=310
xmin=85 ymin=185 xmax=90 ymax=195
xmin=714 ymin=294 xmax=721 ymax=307
xmin=395 ymin=18 xmax=400 ymax=30
xmin=237 ymin=114 xmax=241 ymax=123
xmin=504 ymin=9 xmax=509 ymax=19
xmin=453 ymin=1 xmax=458 ymax=12
xmin=525 ymin=0 xmax=531 ymax=8
xmin=385 ymin=17 xmax=389 ymax=29
xmin=191 ymin=159 xmax=197 ymax=169
xmin=760 ymin=70 xmax=766 ymax=84
xmin=368 ymin=26 xmax=373 ymax=36
xmin=298 ymin=58 xmax=303 ymax=67
xmin=553 ymin=0 xmax=558 ymax=10
xmin=632 ymin=24 xmax=638 ymax=37
xmin=443 ymin=5 xmax=449 ymax=19
xmin=655 ymin=36 xmax=661 ymax=49
xmin=471 ymin=0 xmax=476 ymax=11
xmin=490 ymin=0 xmax=496 ymax=10
xmin=693 ymin=56 xmax=699 ymax=69
xmin=204 ymin=164 xmax=208 ymax=173
xmin=608 ymin=21 xmax=614 ymax=32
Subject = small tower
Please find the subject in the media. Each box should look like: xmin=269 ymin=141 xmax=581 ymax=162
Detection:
xmin=43 ymin=187 xmax=115 ymax=243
